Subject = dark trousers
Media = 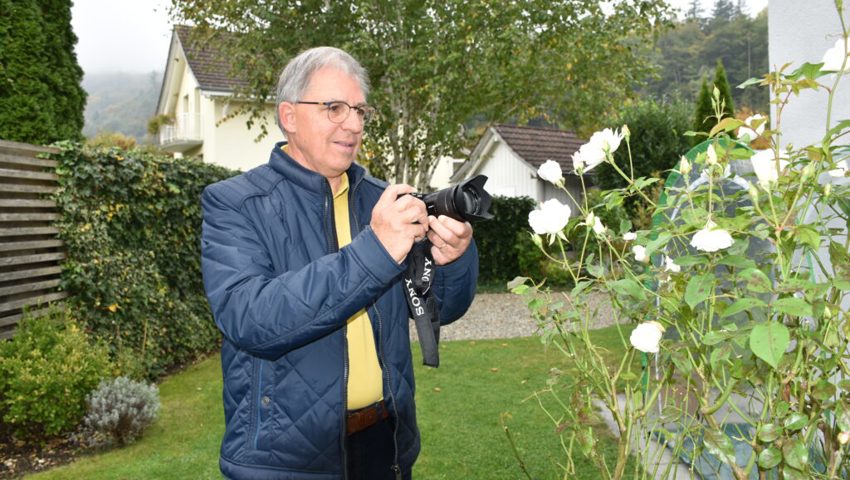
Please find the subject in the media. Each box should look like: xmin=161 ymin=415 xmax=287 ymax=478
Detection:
xmin=346 ymin=417 xmax=412 ymax=480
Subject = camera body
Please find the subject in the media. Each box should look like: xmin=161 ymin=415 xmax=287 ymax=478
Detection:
xmin=409 ymin=175 xmax=493 ymax=223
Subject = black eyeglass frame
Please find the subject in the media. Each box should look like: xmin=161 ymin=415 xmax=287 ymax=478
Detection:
xmin=295 ymin=100 xmax=376 ymax=125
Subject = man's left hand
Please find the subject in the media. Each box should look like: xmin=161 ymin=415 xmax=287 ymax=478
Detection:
xmin=426 ymin=215 xmax=473 ymax=265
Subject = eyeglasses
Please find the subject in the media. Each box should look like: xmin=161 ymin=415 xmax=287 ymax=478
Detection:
xmin=296 ymin=100 xmax=376 ymax=125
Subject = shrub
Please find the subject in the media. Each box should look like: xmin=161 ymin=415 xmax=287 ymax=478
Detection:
xmin=52 ymin=142 xmax=237 ymax=379
xmin=472 ymin=195 xmax=537 ymax=287
xmin=84 ymin=377 xmax=160 ymax=446
xmin=592 ymin=98 xmax=692 ymax=228
xmin=0 ymin=307 xmax=113 ymax=438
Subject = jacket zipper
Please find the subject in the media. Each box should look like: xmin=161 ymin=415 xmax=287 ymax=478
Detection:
xmin=351 ymin=180 xmax=403 ymax=479
xmin=324 ymin=182 xmax=349 ymax=480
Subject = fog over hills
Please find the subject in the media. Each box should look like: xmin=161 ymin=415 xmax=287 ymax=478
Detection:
xmin=82 ymin=71 xmax=162 ymax=143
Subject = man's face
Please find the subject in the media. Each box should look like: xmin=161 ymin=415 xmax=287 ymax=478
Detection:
xmin=281 ymin=67 xmax=366 ymax=181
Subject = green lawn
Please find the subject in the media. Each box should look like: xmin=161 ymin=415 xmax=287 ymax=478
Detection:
xmin=28 ymin=326 xmax=629 ymax=480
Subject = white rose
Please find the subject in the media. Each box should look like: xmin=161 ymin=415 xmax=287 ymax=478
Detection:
xmin=738 ymin=114 xmax=767 ymax=143
xmin=589 ymin=127 xmax=624 ymax=155
xmin=679 ymin=156 xmax=691 ymax=175
xmin=690 ymin=220 xmax=734 ymax=253
xmin=749 ymin=149 xmax=789 ymax=189
xmin=664 ymin=256 xmax=681 ymax=273
xmin=632 ymin=245 xmax=648 ymax=263
xmin=623 ymin=231 xmax=637 ymax=241
xmin=630 ymin=321 xmax=665 ymax=353
xmin=706 ymin=144 xmax=719 ymax=166
xmin=822 ymin=39 xmax=850 ymax=73
xmin=585 ymin=212 xmax=606 ymax=235
xmin=838 ymin=431 xmax=850 ymax=445
xmin=528 ymin=199 xmax=571 ymax=235
xmin=572 ymin=127 xmax=624 ymax=174
xmin=537 ymin=159 xmax=564 ymax=185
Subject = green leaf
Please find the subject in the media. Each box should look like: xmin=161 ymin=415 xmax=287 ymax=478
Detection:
xmin=812 ymin=380 xmax=836 ymax=402
xmin=757 ymin=446 xmax=782 ymax=469
xmin=571 ymin=280 xmax=593 ymax=298
xmin=739 ymin=268 xmax=773 ymax=293
xmin=718 ymin=255 xmax=756 ymax=269
xmin=674 ymin=255 xmax=708 ymax=266
xmin=587 ymin=263 xmax=605 ymax=278
xmin=508 ymin=277 xmax=530 ymax=294
xmin=784 ymin=413 xmax=808 ymax=431
xmin=709 ymin=117 xmax=744 ymax=138
xmin=685 ymin=274 xmax=715 ymax=308
xmin=757 ymin=424 xmax=782 ymax=443
xmin=721 ymin=298 xmax=767 ymax=318
xmin=702 ymin=331 xmax=726 ymax=346
xmin=773 ymin=297 xmax=813 ymax=317
xmin=703 ymin=429 xmax=736 ymax=465
xmin=782 ymin=438 xmax=809 ymax=471
xmin=645 ymin=232 xmax=672 ymax=255
xmin=737 ymin=77 xmax=763 ymax=89
xmin=795 ymin=225 xmax=820 ymax=251
xmin=609 ymin=279 xmax=647 ymax=301
xmin=750 ymin=323 xmax=789 ymax=369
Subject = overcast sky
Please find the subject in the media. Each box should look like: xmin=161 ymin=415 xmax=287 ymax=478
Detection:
xmin=70 ymin=0 xmax=769 ymax=75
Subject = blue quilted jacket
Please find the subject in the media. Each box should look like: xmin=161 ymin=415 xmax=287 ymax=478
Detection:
xmin=200 ymin=142 xmax=478 ymax=479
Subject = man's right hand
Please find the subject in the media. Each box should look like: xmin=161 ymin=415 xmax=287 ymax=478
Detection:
xmin=370 ymin=184 xmax=429 ymax=263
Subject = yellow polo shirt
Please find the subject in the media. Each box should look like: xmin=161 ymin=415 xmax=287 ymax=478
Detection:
xmin=333 ymin=173 xmax=384 ymax=409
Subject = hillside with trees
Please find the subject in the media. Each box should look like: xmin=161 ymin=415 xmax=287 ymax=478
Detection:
xmin=82 ymin=72 xmax=162 ymax=143
xmin=645 ymin=0 xmax=769 ymax=113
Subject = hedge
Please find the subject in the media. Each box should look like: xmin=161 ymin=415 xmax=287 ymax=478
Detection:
xmin=472 ymin=195 xmax=537 ymax=287
xmin=53 ymin=143 xmax=236 ymax=379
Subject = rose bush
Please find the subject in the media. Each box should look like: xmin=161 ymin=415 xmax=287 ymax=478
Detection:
xmin=510 ymin=7 xmax=850 ymax=479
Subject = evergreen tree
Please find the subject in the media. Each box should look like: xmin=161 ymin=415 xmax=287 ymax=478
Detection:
xmin=686 ymin=0 xmax=703 ymax=22
xmin=692 ymin=60 xmax=735 ymax=145
xmin=0 ymin=0 xmax=86 ymax=144
xmin=713 ymin=59 xmax=735 ymax=119
xmin=693 ymin=77 xmax=714 ymax=144
xmin=710 ymin=0 xmax=737 ymax=27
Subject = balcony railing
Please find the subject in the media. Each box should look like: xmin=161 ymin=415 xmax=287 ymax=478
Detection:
xmin=159 ymin=113 xmax=202 ymax=152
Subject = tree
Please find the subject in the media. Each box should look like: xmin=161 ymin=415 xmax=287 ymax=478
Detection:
xmin=712 ymin=59 xmax=735 ymax=119
xmin=169 ymin=0 xmax=673 ymax=189
xmin=693 ymin=76 xmax=714 ymax=142
xmin=0 ymin=0 xmax=86 ymax=144
xmin=593 ymin=99 xmax=693 ymax=228
xmin=685 ymin=0 xmax=703 ymax=22
xmin=710 ymin=0 xmax=737 ymax=27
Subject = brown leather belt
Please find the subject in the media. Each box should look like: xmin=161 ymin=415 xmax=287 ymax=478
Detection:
xmin=346 ymin=400 xmax=389 ymax=435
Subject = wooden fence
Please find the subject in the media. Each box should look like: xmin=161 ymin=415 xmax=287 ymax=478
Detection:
xmin=0 ymin=140 xmax=67 ymax=339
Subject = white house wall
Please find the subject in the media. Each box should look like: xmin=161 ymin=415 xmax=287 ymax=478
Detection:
xmin=476 ymin=142 xmax=538 ymax=199
xmin=204 ymin=98 xmax=280 ymax=171
xmin=769 ymin=1 xmax=850 ymax=149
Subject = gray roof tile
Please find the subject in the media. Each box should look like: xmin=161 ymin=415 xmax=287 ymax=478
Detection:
xmin=494 ymin=124 xmax=585 ymax=174
xmin=174 ymin=25 xmax=250 ymax=93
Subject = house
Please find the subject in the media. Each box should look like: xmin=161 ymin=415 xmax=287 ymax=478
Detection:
xmin=769 ymin=1 xmax=850 ymax=150
xmin=451 ymin=124 xmax=587 ymax=214
xmin=154 ymin=26 xmax=278 ymax=171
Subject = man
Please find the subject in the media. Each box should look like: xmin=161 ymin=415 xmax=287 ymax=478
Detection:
xmin=200 ymin=46 xmax=478 ymax=480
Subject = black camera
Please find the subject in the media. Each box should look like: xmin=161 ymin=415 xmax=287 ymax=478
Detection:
xmin=410 ymin=175 xmax=494 ymax=223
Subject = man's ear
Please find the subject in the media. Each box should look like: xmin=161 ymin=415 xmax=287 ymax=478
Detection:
xmin=279 ymin=102 xmax=296 ymax=133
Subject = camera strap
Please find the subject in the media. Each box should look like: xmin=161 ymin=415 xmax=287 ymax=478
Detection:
xmin=404 ymin=240 xmax=440 ymax=367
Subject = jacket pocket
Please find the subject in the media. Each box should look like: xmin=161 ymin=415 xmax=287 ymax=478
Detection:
xmin=248 ymin=357 xmax=277 ymax=452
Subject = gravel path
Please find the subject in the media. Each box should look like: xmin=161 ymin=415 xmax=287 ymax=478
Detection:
xmin=410 ymin=291 xmax=618 ymax=342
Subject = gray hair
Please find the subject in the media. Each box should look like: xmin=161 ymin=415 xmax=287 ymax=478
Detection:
xmin=274 ymin=47 xmax=370 ymax=133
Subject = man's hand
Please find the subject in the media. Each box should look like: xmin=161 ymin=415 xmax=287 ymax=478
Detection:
xmin=427 ymin=215 xmax=473 ymax=265
xmin=371 ymin=184 xmax=429 ymax=263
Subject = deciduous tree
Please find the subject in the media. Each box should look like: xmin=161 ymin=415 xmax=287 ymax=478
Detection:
xmin=169 ymin=0 xmax=672 ymax=189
